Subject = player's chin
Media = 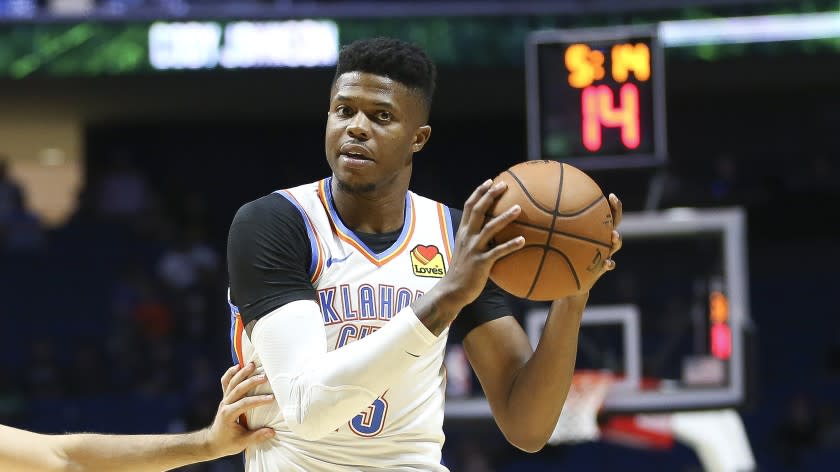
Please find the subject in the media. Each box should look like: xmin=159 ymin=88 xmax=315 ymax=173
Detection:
xmin=334 ymin=174 xmax=377 ymax=194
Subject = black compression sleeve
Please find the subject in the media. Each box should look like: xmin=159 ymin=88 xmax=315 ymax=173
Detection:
xmin=447 ymin=208 xmax=513 ymax=339
xmin=227 ymin=193 xmax=318 ymax=325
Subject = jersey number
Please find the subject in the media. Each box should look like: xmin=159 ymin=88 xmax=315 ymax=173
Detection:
xmin=336 ymin=323 xmax=388 ymax=437
xmin=350 ymin=394 xmax=388 ymax=437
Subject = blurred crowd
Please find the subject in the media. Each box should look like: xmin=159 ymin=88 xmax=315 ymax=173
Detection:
xmin=1 ymin=153 xmax=238 ymax=470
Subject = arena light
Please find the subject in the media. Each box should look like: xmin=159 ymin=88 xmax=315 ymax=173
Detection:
xmin=659 ymin=12 xmax=840 ymax=47
xmin=149 ymin=19 xmax=339 ymax=70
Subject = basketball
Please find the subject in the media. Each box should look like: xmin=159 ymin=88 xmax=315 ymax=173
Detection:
xmin=489 ymin=160 xmax=614 ymax=301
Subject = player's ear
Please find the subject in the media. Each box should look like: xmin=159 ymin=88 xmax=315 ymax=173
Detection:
xmin=411 ymin=125 xmax=432 ymax=153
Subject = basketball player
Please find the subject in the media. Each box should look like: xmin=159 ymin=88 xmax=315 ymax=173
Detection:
xmin=227 ymin=37 xmax=623 ymax=471
xmin=0 ymin=362 xmax=275 ymax=472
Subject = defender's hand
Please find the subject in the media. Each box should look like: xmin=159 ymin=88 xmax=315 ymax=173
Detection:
xmin=438 ymin=179 xmax=525 ymax=311
xmin=204 ymin=363 xmax=276 ymax=458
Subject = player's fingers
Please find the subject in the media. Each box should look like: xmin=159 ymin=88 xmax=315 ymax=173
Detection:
xmin=478 ymin=204 xmax=521 ymax=247
xmin=226 ymin=394 xmax=276 ymax=421
xmin=467 ymin=181 xmax=508 ymax=233
xmin=603 ymin=259 xmax=617 ymax=272
xmin=461 ymin=179 xmax=493 ymax=229
xmin=610 ymin=230 xmax=623 ymax=256
xmin=485 ymin=235 xmax=525 ymax=262
xmin=242 ymin=427 xmax=276 ymax=447
xmin=223 ymin=362 xmax=255 ymax=399
xmin=220 ymin=364 xmax=241 ymax=393
xmin=225 ymin=372 xmax=268 ymax=404
xmin=609 ymin=193 xmax=623 ymax=227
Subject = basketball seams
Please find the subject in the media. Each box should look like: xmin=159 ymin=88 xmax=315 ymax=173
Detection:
xmin=493 ymin=242 xmax=581 ymax=298
xmin=503 ymin=169 xmax=605 ymax=218
xmin=544 ymin=246 xmax=581 ymax=291
xmin=525 ymin=163 xmax=565 ymax=298
xmin=555 ymin=195 xmax=606 ymax=217
xmin=505 ymin=169 xmax=555 ymax=214
xmin=554 ymin=164 xmax=582 ymax=291
xmin=508 ymin=220 xmax=612 ymax=249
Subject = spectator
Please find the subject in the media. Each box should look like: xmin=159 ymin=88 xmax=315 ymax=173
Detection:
xmin=0 ymin=185 xmax=46 ymax=252
xmin=157 ymin=224 xmax=219 ymax=291
xmin=133 ymin=279 xmax=175 ymax=342
xmin=0 ymin=155 xmax=23 ymax=219
xmin=0 ymin=155 xmax=44 ymax=252
xmin=97 ymin=151 xmax=150 ymax=220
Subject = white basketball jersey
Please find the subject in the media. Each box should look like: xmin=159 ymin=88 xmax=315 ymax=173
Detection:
xmin=229 ymin=178 xmax=455 ymax=471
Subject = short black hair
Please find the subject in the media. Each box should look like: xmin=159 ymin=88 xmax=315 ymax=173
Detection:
xmin=333 ymin=37 xmax=436 ymax=114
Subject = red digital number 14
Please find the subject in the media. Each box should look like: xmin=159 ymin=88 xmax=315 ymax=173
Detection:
xmin=581 ymin=83 xmax=641 ymax=152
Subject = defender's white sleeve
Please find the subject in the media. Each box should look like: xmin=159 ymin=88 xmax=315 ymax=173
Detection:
xmin=250 ymin=299 xmax=438 ymax=441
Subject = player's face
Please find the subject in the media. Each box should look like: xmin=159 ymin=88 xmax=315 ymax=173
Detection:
xmin=325 ymin=72 xmax=431 ymax=194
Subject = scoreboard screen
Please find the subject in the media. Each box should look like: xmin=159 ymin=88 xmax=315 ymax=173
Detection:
xmin=526 ymin=25 xmax=667 ymax=170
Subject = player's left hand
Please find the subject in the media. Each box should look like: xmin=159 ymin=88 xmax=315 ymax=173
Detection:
xmin=555 ymin=194 xmax=622 ymax=307
xmin=602 ymin=192 xmax=623 ymax=272
xmin=204 ymin=363 xmax=276 ymax=458
xmin=576 ymin=193 xmax=623 ymax=293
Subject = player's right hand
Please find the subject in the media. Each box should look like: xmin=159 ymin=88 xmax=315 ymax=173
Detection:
xmin=204 ymin=363 xmax=276 ymax=458
xmin=437 ymin=179 xmax=525 ymax=311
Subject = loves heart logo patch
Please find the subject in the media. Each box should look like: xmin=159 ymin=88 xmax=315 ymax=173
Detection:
xmin=410 ymin=244 xmax=446 ymax=278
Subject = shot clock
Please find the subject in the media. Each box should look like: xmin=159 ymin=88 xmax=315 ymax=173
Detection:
xmin=526 ymin=25 xmax=667 ymax=170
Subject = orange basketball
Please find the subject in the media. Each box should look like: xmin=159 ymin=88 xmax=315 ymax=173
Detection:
xmin=489 ymin=160 xmax=614 ymax=301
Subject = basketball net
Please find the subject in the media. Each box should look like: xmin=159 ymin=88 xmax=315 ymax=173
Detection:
xmin=546 ymin=371 xmax=757 ymax=472
xmin=547 ymin=370 xmax=615 ymax=445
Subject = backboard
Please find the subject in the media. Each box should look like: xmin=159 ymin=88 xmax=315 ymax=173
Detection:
xmin=446 ymin=207 xmax=753 ymax=418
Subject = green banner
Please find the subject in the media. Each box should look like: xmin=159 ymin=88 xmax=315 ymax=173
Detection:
xmin=0 ymin=13 xmax=837 ymax=78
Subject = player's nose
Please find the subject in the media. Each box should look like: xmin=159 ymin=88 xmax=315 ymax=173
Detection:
xmin=346 ymin=114 xmax=371 ymax=141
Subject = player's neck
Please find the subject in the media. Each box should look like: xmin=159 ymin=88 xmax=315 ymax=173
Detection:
xmin=330 ymin=177 xmax=408 ymax=234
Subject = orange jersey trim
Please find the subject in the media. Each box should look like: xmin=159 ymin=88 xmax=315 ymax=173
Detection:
xmin=233 ymin=314 xmax=245 ymax=365
xmin=318 ymin=179 xmax=416 ymax=267
xmin=280 ymin=189 xmax=325 ymax=283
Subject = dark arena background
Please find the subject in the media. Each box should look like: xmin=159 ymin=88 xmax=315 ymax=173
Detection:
xmin=1 ymin=1 xmax=839 ymax=471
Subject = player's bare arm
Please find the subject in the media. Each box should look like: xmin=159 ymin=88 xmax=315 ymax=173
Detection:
xmin=411 ymin=179 xmax=526 ymax=335
xmin=461 ymin=193 xmax=623 ymax=453
xmin=418 ymin=187 xmax=622 ymax=452
xmin=0 ymin=363 xmax=275 ymax=472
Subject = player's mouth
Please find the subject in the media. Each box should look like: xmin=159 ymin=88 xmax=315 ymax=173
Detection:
xmin=339 ymin=143 xmax=374 ymax=161
xmin=340 ymin=152 xmax=372 ymax=161
xmin=338 ymin=143 xmax=375 ymax=167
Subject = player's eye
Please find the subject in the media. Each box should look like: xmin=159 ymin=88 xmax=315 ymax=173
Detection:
xmin=376 ymin=111 xmax=393 ymax=122
xmin=335 ymin=105 xmax=354 ymax=117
